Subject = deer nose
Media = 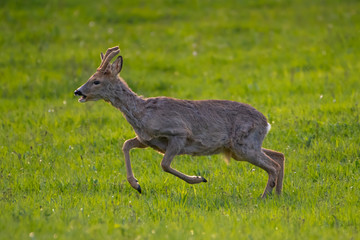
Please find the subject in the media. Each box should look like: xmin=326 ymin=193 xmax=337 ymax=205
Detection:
xmin=74 ymin=89 xmax=82 ymax=96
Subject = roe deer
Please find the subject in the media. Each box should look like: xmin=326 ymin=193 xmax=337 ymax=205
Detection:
xmin=74 ymin=46 xmax=285 ymax=198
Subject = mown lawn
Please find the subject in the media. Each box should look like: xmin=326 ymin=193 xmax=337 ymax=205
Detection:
xmin=0 ymin=0 xmax=359 ymax=239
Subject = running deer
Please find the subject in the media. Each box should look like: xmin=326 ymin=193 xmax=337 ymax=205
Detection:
xmin=74 ymin=46 xmax=285 ymax=198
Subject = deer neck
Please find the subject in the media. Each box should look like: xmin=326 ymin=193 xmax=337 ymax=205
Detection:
xmin=106 ymin=77 xmax=145 ymax=129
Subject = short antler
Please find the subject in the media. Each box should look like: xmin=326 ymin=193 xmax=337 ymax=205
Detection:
xmin=97 ymin=46 xmax=120 ymax=72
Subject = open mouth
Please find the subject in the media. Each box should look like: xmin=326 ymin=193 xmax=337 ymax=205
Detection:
xmin=78 ymin=95 xmax=87 ymax=102
xmin=74 ymin=90 xmax=87 ymax=103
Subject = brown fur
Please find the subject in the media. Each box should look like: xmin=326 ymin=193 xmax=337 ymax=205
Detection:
xmin=74 ymin=46 xmax=285 ymax=198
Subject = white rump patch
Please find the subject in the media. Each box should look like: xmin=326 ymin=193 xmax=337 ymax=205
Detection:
xmin=266 ymin=123 xmax=271 ymax=135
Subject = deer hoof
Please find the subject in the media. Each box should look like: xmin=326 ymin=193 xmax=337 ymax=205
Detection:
xmin=136 ymin=185 xmax=142 ymax=194
xmin=202 ymin=177 xmax=208 ymax=183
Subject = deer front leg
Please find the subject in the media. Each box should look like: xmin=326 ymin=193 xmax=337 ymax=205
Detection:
xmin=122 ymin=137 xmax=147 ymax=193
xmin=160 ymin=137 xmax=207 ymax=184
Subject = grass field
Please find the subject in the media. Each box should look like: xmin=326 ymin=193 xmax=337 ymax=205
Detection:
xmin=1 ymin=0 xmax=359 ymax=239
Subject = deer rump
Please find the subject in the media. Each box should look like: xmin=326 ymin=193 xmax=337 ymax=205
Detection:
xmin=133 ymin=97 xmax=269 ymax=156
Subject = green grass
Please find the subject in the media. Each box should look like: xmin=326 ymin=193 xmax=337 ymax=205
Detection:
xmin=1 ymin=0 xmax=359 ymax=239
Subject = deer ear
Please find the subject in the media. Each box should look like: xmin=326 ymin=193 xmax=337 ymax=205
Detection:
xmin=112 ymin=56 xmax=123 ymax=74
xmin=100 ymin=52 xmax=104 ymax=61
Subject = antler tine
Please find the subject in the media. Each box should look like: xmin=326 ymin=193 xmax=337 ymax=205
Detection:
xmin=98 ymin=46 xmax=120 ymax=72
xmin=102 ymin=46 xmax=119 ymax=61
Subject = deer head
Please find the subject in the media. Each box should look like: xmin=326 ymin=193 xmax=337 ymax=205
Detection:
xmin=74 ymin=46 xmax=123 ymax=103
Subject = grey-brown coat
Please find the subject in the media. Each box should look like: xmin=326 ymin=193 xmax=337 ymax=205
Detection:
xmin=74 ymin=46 xmax=285 ymax=198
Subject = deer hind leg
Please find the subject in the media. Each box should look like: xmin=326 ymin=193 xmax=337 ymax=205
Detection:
xmin=122 ymin=137 xmax=147 ymax=193
xmin=262 ymin=148 xmax=285 ymax=195
xmin=161 ymin=137 xmax=207 ymax=184
xmin=231 ymin=146 xmax=281 ymax=198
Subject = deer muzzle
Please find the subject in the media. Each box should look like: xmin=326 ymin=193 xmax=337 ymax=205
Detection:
xmin=74 ymin=89 xmax=87 ymax=103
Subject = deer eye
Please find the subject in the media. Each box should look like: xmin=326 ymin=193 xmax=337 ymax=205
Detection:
xmin=93 ymin=80 xmax=100 ymax=85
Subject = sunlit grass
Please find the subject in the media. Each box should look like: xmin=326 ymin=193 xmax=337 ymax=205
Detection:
xmin=0 ymin=0 xmax=359 ymax=239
